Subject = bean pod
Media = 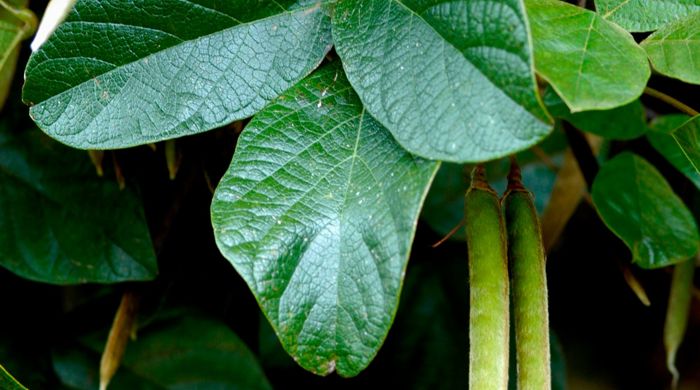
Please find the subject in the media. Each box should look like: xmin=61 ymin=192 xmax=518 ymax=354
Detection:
xmin=465 ymin=165 xmax=510 ymax=390
xmin=504 ymin=161 xmax=550 ymax=390
xmin=664 ymin=257 xmax=695 ymax=389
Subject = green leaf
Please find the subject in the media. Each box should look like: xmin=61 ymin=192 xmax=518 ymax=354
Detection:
xmin=0 ymin=128 xmax=156 ymax=284
xmin=641 ymin=12 xmax=700 ymax=85
xmin=594 ymin=0 xmax=700 ymax=32
xmin=22 ymin=0 xmax=332 ymax=149
xmin=331 ymin=0 xmax=552 ymax=162
xmin=648 ymin=115 xmax=700 ymax=189
xmin=527 ymin=0 xmax=650 ymax=112
xmin=211 ymin=63 xmax=439 ymax=377
xmin=54 ymin=314 xmax=272 ymax=389
xmin=0 ymin=364 xmax=27 ymax=390
xmin=543 ymin=88 xmax=647 ymax=140
xmin=0 ymin=0 xmax=34 ymax=110
xmin=591 ymin=152 xmax=700 ymax=269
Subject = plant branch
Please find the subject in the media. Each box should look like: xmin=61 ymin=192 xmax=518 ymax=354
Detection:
xmin=644 ymin=87 xmax=699 ymax=117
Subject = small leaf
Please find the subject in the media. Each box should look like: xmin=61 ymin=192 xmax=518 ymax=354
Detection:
xmin=332 ymin=0 xmax=552 ymax=162
xmin=641 ymin=13 xmax=700 ymax=85
xmin=591 ymin=152 xmax=700 ymax=269
xmin=54 ymin=314 xmax=272 ymax=390
xmin=648 ymin=115 xmax=700 ymax=189
xmin=594 ymin=0 xmax=700 ymax=32
xmin=23 ymin=0 xmax=332 ymax=149
xmin=0 ymin=364 xmax=27 ymax=390
xmin=211 ymin=63 xmax=439 ymax=376
xmin=527 ymin=0 xmax=650 ymax=112
xmin=544 ymin=88 xmax=647 ymax=140
xmin=0 ymin=128 xmax=156 ymax=284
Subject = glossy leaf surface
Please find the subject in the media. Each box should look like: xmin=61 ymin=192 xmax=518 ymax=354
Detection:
xmin=591 ymin=152 xmax=699 ymax=268
xmin=595 ymin=0 xmax=700 ymax=32
xmin=641 ymin=13 xmax=700 ymax=85
xmin=23 ymin=0 xmax=332 ymax=149
xmin=648 ymin=115 xmax=700 ymax=189
xmin=527 ymin=0 xmax=650 ymax=112
xmin=211 ymin=64 xmax=439 ymax=376
xmin=332 ymin=0 xmax=552 ymax=162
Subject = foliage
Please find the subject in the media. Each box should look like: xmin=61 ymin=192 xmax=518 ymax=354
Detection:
xmin=1 ymin=0 xmax=700 ymax=388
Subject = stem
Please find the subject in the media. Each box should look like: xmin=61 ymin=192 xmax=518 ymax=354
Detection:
xmin=431 ymin=219 xmax=465 ymax=248
xmin=0 ymin=0 xmax=37 ymax=42
xmin=644 ymin=87 xmax=699 ymax=117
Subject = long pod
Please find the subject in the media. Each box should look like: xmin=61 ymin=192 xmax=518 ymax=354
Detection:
xmin=664 ymin=257 xmax=695 ymax=390
xmin=465 ymin=165 xmax=509 ymax=390
xmin=504 ymin=160 xmax=550 ymax=390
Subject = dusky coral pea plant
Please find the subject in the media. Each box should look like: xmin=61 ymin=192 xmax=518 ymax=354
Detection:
xmin=1 ymin=0 xmax=700 ymax=388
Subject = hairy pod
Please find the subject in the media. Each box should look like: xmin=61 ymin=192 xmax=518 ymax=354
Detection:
xmin=504 ymin=161 xmax=550 ymax=390
xmin=465 ymin=165 xmax=509 ymax=390
xmin=664 ymin=257 xmax=695 ymax=390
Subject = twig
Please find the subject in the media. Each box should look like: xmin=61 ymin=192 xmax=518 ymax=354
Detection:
xmin=432 ymin=219 xmax=465 ymax=248
xmin=645 ymin=87 xmax=699 ymax=117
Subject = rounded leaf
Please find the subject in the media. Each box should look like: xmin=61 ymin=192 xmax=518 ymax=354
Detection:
xmin=211 ymin=64 xmax=439 ymax=376
xmin=332 ymin=0 xmax=552 ymax=162
xmin=592 ymin=152 xmax=699 ymax=269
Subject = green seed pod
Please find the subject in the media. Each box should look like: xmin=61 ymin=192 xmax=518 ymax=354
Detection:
xmin=465 ymin=165 xmax=509 ymax=390
xmin=504 ymin=160 xmax=550 ymax=390
xmin=664 ymin=257 xmax=695 ymax=390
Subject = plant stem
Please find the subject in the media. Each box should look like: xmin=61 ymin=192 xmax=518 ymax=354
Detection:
xmin=644 ymin=87 xmax=699 ymax=117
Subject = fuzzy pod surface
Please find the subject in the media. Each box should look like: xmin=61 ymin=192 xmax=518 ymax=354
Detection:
xmin=465 ymin=166 xmax=510 ymax=390
xmin=504 ymin=162 xmax=550 ymax=390
xmin=664 ymin=257 xmax=695 ymax=389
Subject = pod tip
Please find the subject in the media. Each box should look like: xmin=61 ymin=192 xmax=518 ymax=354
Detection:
xmin=507 ymin=156 xmax=526 ymax=192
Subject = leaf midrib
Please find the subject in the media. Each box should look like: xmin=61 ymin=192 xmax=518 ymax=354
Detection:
xmin=29 ymin=2 xmax=325 ymax=105
xmin=390 ymin=0 xmax=539 ymax=115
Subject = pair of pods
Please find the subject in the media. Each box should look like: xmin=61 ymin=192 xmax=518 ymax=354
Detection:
xmin=465 ymin=163 xmax=550 ymax=390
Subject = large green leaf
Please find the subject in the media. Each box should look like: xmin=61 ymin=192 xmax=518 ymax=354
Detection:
xmin=0 ymin=364 xmax=26 ymax=390
xmin=543 ymin=88 xmax=647 ymax=140
xmin=22 ymin=0 xmax=332 ymax=149
xmin=527 ymin=0 xmax=650 ymax=112
xmin=0 ymin=128 xmax=156 ymax=284
xmin=641 ymin=13 xmax=700 ymax=85
xmin=648 ymin=115 xmax=700 ymax=189
xmin=211 ymin=63 xmax=439 ymax=376
xmin=331 ymin=0 xmax=552 ymax=162
xmin=591 ymin=152 xmax=699 ymax=269
xmin=53 ymin=314 xmax=272 ymax=389
xmin=594 ymin=0 xmax=700 ymax=32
